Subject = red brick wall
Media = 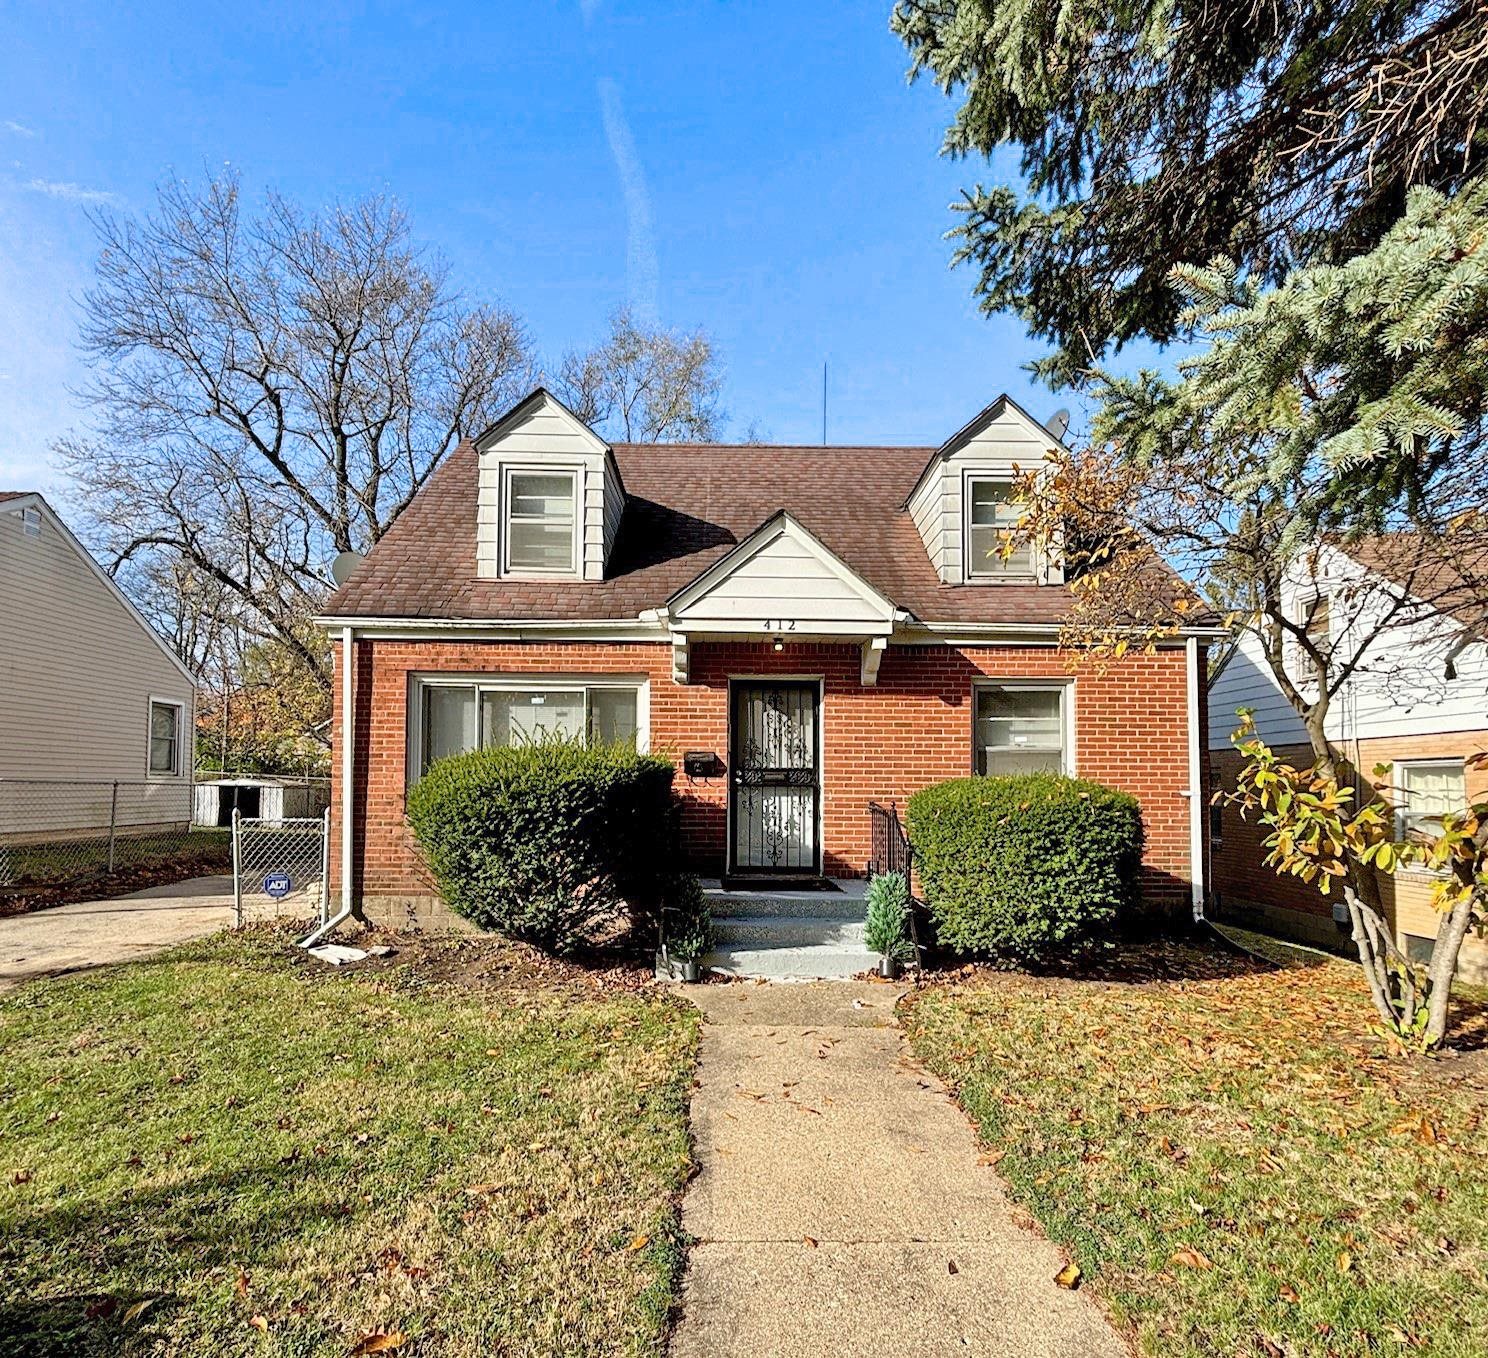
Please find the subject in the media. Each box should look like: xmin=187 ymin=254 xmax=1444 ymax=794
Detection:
xmin=331 ymin=638 xmax=1200 ymax=912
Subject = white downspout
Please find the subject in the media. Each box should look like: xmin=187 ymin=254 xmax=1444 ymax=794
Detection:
xmin=1185 ymin=636 xmax=1207 ymax=921
xmin=300 ymin=624 xmax=357 ymax=948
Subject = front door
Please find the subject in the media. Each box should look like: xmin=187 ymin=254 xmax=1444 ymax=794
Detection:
xmin=729 ymin=681 xmax=821 ymax=875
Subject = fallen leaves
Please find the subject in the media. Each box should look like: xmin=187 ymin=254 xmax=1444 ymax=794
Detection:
xmin=1054 ymin=1260 xmax=1082 ymax=1289
xmin=1169 ymin=1246 xmax=1214 ymax=1272
xmin=349 ymin=1333 xmax=407 ymax=1355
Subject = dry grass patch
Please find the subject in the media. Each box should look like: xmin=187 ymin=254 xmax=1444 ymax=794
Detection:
xmin=0 ymin=927 xmax=698 ymax=1357
xmin=901 ymin=932 xmax=1488 ymax=1358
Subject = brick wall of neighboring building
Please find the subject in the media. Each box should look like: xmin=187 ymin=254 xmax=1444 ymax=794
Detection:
xmin=1210 ymin=735 xmax=1488 ymax=981
xmin=330 ymin=638 xmax=1201 ymax=927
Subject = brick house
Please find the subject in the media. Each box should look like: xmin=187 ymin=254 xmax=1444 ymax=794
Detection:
xmin=320 ymin=388 xmax=1218 ymax=962
xmin=1208 ymin=536 xmax=1488 ymax=982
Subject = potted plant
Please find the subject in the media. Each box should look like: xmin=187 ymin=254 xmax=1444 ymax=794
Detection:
xmin=864 ymin=871 xmax=914 ymax=978
xmin=665 ymin=873 xmax=713 ymax=983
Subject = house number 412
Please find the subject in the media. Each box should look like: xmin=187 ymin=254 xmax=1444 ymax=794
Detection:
xmin=762 ymin=619 xmax=797 ymax=631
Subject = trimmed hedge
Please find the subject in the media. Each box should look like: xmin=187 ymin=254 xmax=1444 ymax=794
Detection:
xmin=906 ymin=773 xmax=1144 ymax=962
xmin=406 ymin=738 xmax=677 ymax=953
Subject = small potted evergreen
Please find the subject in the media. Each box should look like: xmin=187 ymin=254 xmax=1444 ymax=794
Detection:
xmin=864 ymin=871 xmax=914 ymax=978
xmin=665 ymin=873 xmax=713 ymax=983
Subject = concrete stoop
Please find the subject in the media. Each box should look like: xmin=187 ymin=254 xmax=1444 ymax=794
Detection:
xmin=657 ymin=878 xmax=883 ymax=982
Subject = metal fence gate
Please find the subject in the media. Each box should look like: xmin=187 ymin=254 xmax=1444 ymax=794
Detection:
xmin=231 ymin=809 xmax=330 ymax=928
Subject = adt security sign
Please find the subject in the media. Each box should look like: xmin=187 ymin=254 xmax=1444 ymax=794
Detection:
xmin=263 ymin=873 xmax=294 ymax=899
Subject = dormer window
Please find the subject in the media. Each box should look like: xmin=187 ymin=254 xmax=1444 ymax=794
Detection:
xmin=503 ymin=467 xmax=578 ymax=575
xmin=965 ymin=476 xmax=1032 ymax=580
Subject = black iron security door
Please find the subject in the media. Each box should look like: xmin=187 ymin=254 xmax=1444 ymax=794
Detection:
xmin=729 ymin=681 xmax=821 ymax=874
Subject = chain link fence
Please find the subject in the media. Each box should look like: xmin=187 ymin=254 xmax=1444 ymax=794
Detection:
xmin=0 ymin=778 xmax=225 ymax=889
xmin=232 ymin=811 xmax=331 ymax=927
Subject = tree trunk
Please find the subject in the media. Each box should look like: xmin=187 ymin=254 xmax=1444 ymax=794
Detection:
xmin=1424 ymin=863 xmax=1478 ymax=1047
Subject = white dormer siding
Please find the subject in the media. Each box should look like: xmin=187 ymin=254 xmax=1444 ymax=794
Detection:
xmin=907 ymin=396 xmax=1064 ymax=586
xmin=474 ymin=389 xmax=625 ymax=581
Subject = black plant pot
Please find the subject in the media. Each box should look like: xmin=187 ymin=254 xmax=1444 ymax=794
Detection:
xmin=878 ymin=955 xmax=899 ymax=980
xmin=680 ymin=959 xmax=701 ymax=983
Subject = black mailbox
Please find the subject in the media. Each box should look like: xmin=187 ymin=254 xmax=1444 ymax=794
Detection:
xmin=683 ymin=750 xmax=720 ymax=778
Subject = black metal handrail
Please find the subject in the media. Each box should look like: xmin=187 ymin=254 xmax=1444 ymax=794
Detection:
xmin=867 ymin=799 xmax=924 ymax=972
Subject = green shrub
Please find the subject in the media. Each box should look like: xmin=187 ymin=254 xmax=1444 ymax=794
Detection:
xmin=906 ymin=773 xmax=1144 ymax=962
xmin=663 ymin=873 xmax=713 ymax=962
xmin=406 ymin=738 xmax=677 ymax=952
xmin=864 ymin=871 xmax=914 ymax=964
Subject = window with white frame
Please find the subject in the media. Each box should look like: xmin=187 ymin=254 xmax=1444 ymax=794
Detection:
xmin=1395 ymin=759 xmax=1467 ymax=841
xmin=502 ymin=467 xmax=578 ymax=574
xmin=148 ymin=699 xmax=183 ymax=776
xmin=1297 ymin=594 xmax=1330 ymax=685
xmin=974 ymin=683 xmax=1068 ymax=776
xmin=965 ymin=476 xmax=1033 ymax=579
xmin=413 ymin=677 xmax=644 ymax=778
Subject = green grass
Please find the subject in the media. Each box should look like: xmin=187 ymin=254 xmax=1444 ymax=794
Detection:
xmin=901 ymin=939 xmax=1488 ymax=1357
xmin=0 ymin=930 xmax=700 ymax=1357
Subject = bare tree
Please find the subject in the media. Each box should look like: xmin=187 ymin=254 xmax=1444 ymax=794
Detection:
xmin=556 ymin=308 xmax=722 ymax=442
xmin=60 ymin=173 xmax=537 ymax=695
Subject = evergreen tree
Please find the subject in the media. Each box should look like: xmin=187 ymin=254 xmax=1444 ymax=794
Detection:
xmin=893 ymin=0 xmax=1488 ymax=384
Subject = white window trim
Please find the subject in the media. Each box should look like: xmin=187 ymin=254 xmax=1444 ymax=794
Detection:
xmin=146 ymin=695 xmax=187 ymax=781
xmin=962 ymin=470 xmax=1037 ymax=583
xmin=500 ymin=464 xmax=582 ymax=578
xmin=971 ymin=678 xmax=1075 ymax=776
xmin=407 ymin=673 xmax=651 ymax=783
xmin=1393 ymin=757 xmax=1467 ymax=846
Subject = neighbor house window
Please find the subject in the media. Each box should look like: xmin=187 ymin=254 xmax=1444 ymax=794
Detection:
xmin=1395 ymin=759 xmax=1467 ymax=841
xmin=148 ymin=700 xmax=183 ymax=776
xmin=974 ymin=683 xmax=1067 ymax=776
xmin=503 ymin=467 xmax=578 ymax=573
xmin=965 ymin=476 xmax=1032 ymax=579
xmin=413 ymin=678 xmax=644 ymax=777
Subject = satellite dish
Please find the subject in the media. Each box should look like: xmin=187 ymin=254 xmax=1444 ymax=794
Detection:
xmin=330 ymin=551 xmax=364 ymax=587
xmin=1046 ymin=408 xmax=1071 ymax=442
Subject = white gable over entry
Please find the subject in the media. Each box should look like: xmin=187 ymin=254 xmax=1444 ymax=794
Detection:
xmin=647 ymin=512 xmax=900 ymax=686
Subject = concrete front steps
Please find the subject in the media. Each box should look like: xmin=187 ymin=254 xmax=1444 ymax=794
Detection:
xmin=686 ymin=879 xmax=882 ymax=982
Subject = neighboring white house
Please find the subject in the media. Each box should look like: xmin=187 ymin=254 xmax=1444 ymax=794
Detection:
xmin=1208 ymin=536 xmax=1488 ymax=981
xmin=0 ymin=491 xmax=198 ymax=843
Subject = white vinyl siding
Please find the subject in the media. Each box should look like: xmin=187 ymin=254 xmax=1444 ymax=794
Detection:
xmin=410 ymin=675 xmax=648 ymax=779
xmin=905 ymin=400 xmax=1062 ymax=585
xmin=974 ymin=682 xmax=1070 ymax=776
xmin=0 ymin=502 xmax=195 ymax=791
xmin=1208 ymin=543 xmax=1488 ymax=750
xmin=476 ymin=391 xmax=623 ymax=581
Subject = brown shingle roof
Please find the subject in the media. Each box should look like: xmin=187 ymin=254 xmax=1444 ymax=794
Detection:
xmin=1340 ymin=533 xmax=1488 ymax=637
xmin=0 ymin=490 xmax=37 ymax=504
xmin=325 ymin=442 xmax=1095 ymax=625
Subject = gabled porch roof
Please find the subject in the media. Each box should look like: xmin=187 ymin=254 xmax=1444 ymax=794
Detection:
xmin=644 ymin=511 xmax=905 ymax=685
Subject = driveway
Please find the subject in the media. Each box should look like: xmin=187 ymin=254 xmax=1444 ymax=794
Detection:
xmin=0 ymin=876 xmax=309 ymax=992
xmin=671 ymin=981 xmax=1128 ymax=1358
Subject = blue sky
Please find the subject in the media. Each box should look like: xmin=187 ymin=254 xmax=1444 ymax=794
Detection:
xmin=0 ymin=1 xmax=1109 ymax=497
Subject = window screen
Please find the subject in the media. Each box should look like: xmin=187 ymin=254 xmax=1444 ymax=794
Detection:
xmin=149 ymin=701 xmax=180 ymax=775
xmin=967 ymin=479 xmax=1032 ymax=577
xmin=1397 ymin=761 xmax=1466 ymax=840
xmin=505 ymin=471 xmax=576 ymax=572
xmin=975 ymin=685 xmax=1065 ymax=776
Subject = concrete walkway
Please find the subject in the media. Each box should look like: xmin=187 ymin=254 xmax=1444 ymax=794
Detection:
xmin=0 ymin=876 xmax=305 ymax=992
xmin=671 ymin=982 xmax=1128 ymax=1358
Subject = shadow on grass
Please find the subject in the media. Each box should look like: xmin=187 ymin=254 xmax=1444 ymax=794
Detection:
xmin=2 ymin=1158 xmax=352 ymax=1357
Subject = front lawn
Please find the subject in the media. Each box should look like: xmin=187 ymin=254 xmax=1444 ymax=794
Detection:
xmin=0 ymin=929 xmax=699 ymax=1357
xmin=901 ymin=931 xmax=1488 ymax=1358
